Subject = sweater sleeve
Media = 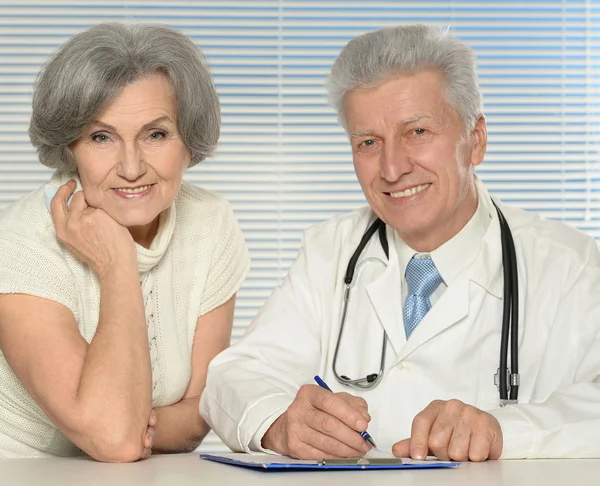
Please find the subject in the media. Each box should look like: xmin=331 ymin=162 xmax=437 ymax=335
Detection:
xmin=197 ymin=201 xmax=250 ymax=316
xmin=0 ymin=231 xmax=79 ymax=320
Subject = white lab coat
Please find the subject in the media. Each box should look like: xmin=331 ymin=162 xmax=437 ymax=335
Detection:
xmin=201 ymin=185 xmax=600 ymax=459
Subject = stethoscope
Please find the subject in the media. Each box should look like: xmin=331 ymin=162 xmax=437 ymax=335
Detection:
xmin=332 ymin=202 xmax=520 ymax=406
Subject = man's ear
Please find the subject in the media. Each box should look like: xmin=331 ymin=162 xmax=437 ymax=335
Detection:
xmin=470 ymin=115 xmax=487 ymax=167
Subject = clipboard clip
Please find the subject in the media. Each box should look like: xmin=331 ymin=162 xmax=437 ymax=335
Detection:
xmin=319 ymin=457 xmax=403 ymax=466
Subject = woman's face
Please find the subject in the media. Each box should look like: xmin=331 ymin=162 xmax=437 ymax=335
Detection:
xmin=70 ymin=73 xmax=190 ymax=239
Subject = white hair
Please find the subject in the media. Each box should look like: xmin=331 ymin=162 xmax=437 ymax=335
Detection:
xmin=326 ymin=24 xmax=483 ymax=132
xmin=29 ymin=23 xmax=220 ymax=171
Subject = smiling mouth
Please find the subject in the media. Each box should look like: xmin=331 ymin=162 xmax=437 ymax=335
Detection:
xmin=114 ymin=184 xmax=154 ymax=194
xmin=388 ymin=183 xmax=430 ymax=198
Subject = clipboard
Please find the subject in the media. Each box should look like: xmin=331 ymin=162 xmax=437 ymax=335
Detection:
xmin=199 ymin=452 xmax=461 ymax=471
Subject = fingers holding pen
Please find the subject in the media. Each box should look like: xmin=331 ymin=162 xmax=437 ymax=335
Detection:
xmin=335 ymin=392 xmax=371 ymax=423
xmin=302 ymin=406 xmax=370 ymax=455
xmin=306 ymin=386 xmax=370 ymax=435
xmin=262 ymin=384 xmax=373 ymax=459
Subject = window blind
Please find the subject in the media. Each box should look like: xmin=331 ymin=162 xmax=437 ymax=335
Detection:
xmin=0 ymin=0 xmax=598 ymax=452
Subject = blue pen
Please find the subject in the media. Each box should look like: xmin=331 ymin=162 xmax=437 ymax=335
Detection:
xmin=313 ymin=375 xmax=377 ymax=449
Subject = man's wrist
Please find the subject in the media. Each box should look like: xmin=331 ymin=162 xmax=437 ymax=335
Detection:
xmin=487 ymin=405 xmax=535 ymax=459
xmin=261 ymin=413 xmax=286 ymax=454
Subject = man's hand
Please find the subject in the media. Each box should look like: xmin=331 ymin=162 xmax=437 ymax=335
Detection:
xmin=261 ymin=384 xmax=373 ymax=459
xmin=392 ymin=399 xmax=503 ymax=462
xmin=140 ymin=410 xmax=157 ymax=460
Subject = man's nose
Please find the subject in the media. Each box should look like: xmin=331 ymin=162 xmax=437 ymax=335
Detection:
xmin=379 ymin=141 xmax=413 ymax=182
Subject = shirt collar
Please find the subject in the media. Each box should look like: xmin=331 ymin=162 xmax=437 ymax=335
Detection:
xmin=431 ymin=183 xmax=492 ymax=287
xmin=393 ymin=176 xmax=493 ymax=289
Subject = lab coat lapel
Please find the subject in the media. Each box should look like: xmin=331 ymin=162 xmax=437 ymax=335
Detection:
xmin=395 ymin=193 xmax=505 ymax=362
xmin=396 ymin=277 xmax=470 ymax=361
xmin=365 ymin=229 xmax=406 ymax=355
xmin=362 ymin=190 xmax=508 ymax=363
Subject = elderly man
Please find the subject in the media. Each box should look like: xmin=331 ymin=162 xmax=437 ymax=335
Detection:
xmin=200 ymin=25 xmax=600 ymax=461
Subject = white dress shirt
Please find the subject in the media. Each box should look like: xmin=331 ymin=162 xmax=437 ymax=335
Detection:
xmin=395 ymin=193 xmax=492 ymax=309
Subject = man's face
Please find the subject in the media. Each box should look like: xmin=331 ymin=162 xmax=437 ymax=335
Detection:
xmin=344 ymin=70 xmax=487 ymax=251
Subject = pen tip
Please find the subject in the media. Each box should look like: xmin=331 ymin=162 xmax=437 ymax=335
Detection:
xmin=367 ymin=437 xmax=377 ymax=448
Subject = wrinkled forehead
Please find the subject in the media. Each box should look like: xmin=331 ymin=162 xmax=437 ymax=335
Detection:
xmin=94 ymin=74 xmax=177 ymax=127
xmin=343 ymin=71 xmax=459 ymax=129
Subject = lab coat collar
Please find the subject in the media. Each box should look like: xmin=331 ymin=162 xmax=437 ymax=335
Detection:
xmin=365 ymin=224 xmax=473 ymax=358
xmin=393 ymin=177 xmax=503 ymax=298
xmin=431 ymin=183 xmax=491 ymax=288
xmin=395 ymin=183 xmax=505 ymax=359
xmin=434 ymin=178 xmax=504 ymax=299
xmin=363 ymin=178 xmax=505 ymax=357
xmin=471 ymin=181 xmax=504 ymax=299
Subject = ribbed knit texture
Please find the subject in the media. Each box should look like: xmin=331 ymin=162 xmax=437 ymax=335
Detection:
xmin=0 ymin=171 xmax=250 ymax=457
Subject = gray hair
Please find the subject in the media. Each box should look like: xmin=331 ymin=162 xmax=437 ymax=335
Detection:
xmin=326 ymin=25 xmax=483 ymax=132
xmin=29 ymin=23 xmax=220 ymax=171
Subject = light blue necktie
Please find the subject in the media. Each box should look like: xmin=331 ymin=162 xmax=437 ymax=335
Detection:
xmin=403 ymin=256 xmax=443 ymax=338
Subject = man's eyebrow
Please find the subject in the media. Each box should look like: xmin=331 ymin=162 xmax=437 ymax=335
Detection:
xmin=350 ymin=129 xmax=375 ymax=137
xmin=350 ymin=114 xmax=432 ymax=137
xmin=397 ymin=114 xmax=431 ymax=127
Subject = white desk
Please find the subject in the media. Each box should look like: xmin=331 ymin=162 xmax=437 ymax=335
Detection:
xmin=3 ymin=454 xmax=600 ymax=486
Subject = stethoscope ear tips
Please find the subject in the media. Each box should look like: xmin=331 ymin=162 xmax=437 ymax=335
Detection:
xmin=366 ymin=373 xmax=378 ymax=383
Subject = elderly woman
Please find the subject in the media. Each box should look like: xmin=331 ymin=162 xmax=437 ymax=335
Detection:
xmin=0 ymin=23 xmax=249 ymax=461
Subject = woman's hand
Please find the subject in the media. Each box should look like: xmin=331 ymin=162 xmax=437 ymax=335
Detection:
xmin=140 ymin=410 xmax=157 ymax=460
xmin=50 ymin=180 xmax=136 ymax=279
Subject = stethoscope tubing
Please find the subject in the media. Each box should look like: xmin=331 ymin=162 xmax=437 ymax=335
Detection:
xmin=333 ymin=219 xmax=388 ymax=389
xmin=494 ymin=201 xmax=519 ymax=402
xmin=333 ymin=203 xmax=519 ymax=404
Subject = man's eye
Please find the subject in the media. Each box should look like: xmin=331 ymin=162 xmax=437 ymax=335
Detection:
xmin=414 ymin=128 xmax=425 ymax=135
xmin=361 ymin=139 xmax=376 ymax=147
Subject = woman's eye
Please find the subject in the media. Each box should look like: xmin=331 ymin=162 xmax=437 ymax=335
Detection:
xmin=149 ymin=131 xmax=167 ymax=140
xmin=91 ymin=133 xmax=109 ymax=143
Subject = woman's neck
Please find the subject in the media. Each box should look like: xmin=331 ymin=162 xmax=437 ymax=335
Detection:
xmin=128 ymin=216 xmax=160 ymax=249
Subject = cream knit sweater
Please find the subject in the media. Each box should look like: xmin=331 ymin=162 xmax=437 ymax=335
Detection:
xmin=0 ymin=171 xmax=250 ymax=457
